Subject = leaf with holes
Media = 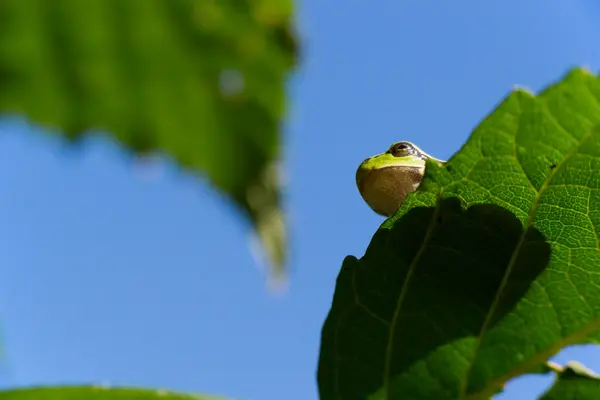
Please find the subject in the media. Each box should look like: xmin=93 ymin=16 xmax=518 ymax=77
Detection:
xmin=318 ymin=68 xmax=600 ymax=400
xmin=0 ymin=0 xmax=297 ymax=277
xmin=0 ymin=386 xmax=228 ymax=400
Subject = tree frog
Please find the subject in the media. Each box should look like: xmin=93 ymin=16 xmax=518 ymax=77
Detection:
xmin=356 ymin=141 xmax=446 ymax=217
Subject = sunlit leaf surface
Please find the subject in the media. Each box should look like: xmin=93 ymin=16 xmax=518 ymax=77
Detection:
xmin=319 ymin=68 xmax=600 ymax=399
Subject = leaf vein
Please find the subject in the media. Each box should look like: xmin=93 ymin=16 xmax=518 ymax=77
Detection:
xmin=382 ymin=194 xmax=444 ymax=398
xmin=458 ymin=109 xmax=600 ymax=398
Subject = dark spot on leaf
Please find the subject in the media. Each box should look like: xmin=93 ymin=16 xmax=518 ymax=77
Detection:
xmin=550 ymin=163 xmax=557 ymax=170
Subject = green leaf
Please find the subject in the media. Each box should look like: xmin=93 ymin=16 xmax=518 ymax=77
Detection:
xmin=0 ymin=386 xmax=229 ymax=400
xmin=539 ymin=361 xmax=600 ymax=400
xmin=318 ymin=68 xmax=600 ymax=400
xmin=0 ymin=0 xmax=297 ymax=277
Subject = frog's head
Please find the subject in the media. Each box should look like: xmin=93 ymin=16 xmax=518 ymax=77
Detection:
xmin=356 ymin=141 xmax=445 ymax=217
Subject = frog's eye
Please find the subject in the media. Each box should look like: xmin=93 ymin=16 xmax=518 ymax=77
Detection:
xmin=390 ymin=142 xmax=414 ymax=157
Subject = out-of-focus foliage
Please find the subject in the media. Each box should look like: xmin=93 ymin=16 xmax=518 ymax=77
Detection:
xmin=0 ymin=386 xmax=229 ymax=400
xmin=0 ymin=0 xmax=297 ymax=277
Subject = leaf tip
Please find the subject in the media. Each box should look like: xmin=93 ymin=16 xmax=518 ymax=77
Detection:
xmin=511 ymin=84 xmax=534 ymax=96
xmin=245 ymin=159 xmax=288 ymax=285
xmin=563 ymin=361 xmax=600 ymax=378
xmin=577 ymin=65 xmax=593 ymax=76
xmin=248 ymin=207 xmax=287 ymax=277
xmin=342 ymin=255 xmax=359 ymax=269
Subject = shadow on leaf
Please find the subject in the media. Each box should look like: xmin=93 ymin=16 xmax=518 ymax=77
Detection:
xmin=318 ymin=197 xmax=552 ymax=400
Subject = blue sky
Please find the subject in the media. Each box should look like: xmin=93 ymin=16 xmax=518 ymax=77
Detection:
xmin=0 ymin=1 xmax=598 ymax=400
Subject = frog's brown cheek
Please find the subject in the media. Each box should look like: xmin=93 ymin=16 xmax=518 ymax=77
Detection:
xmin=358 ymin=166 xmax=424 ymax=217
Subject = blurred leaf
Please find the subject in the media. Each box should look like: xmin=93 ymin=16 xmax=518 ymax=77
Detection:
xmin=0 ymin=386 xmax=228 ymax=400
xmin=318 ymin=68 xmax=600 ymax=399
xmin=0 ymin=0 xmax=297 ymax=277
xmin=539 ymin=361 xmax=600 ymax=400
